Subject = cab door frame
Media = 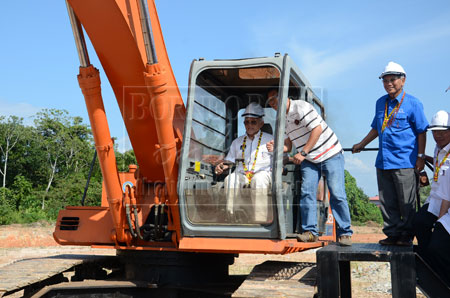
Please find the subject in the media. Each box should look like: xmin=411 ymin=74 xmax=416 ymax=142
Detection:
xmin=178 ymin=56 xmax=286 ymax=239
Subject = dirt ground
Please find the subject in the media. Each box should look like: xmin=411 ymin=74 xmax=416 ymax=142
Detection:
xmin=0 ymin=222 xmax=424 ymax=298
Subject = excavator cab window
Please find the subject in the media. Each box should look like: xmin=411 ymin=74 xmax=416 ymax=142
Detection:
xmin=186 ymin=66 xmax=279 ymax=227
xmin=179 ymin=61 xmax=283 ymax=238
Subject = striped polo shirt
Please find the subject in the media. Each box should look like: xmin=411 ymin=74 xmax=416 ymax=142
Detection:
xmin=285 ymin=99 xmax=342 ymax=163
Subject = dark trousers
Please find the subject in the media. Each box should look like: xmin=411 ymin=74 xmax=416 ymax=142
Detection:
xmin=413 ymin=204 xmax=438 ymax=255
xmin=427 ymin=223 xmax=450 ymax=286
xmin=377 ymin=168 xmax=417 ymax=237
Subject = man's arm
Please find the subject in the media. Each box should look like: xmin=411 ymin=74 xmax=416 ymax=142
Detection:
xmin=303 ymin=125 xmax=322 ymax=153
xmin=292 ymin=125 xmax=322 ymax=164
xmin=284 ymin=138 xmax=292 ymax=153
xmin=266 ymin=138 xmax=292 ymax=153
xmin=352 ymin=128 xmax=378 ymax=153
xmin=416 ymin=132 xmax=426 ymax=171
xmin=216 ymin=139 xmax=236 ymax=174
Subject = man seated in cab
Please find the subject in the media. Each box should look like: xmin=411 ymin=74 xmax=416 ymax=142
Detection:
xmin=215 ymin=103 xmax=273 ymax=223
xmin=413 ymin=110 xmax=450 ymax=285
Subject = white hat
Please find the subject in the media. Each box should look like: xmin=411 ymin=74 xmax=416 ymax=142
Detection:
xmin=242 ymin=102 xmax=264 ymax=118
xmin=428 ymin=110 xmax=450 ymax=130
xmin=379 ymin=61 xmax=406 ymax=79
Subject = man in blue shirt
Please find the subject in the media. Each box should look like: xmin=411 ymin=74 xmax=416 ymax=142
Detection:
xmin=352 ymin=62 xmax=428 ymax=246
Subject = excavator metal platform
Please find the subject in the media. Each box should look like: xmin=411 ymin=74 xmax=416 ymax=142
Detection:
xmin=316 ymin=243 xmax=450 ymax=298
xmin=0 ymin=254 xmax=116 ymax=297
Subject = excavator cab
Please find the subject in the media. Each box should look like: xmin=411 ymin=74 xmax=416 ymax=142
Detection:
xmin=178 ymin=54 xmax=333 ymax=240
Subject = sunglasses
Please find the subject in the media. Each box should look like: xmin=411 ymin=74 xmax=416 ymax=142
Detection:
xmin=244 ymin=120 xmax=259 ymax=125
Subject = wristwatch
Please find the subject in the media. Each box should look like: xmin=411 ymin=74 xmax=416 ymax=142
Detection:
xmin=300 ymin=150 xmax=308 ymax=157
xmin=417 ymin=153 xmax=425 ymax=159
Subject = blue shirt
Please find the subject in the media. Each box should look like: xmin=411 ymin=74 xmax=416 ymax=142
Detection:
xmin=371 ymin=90 xmax=428 ymax=170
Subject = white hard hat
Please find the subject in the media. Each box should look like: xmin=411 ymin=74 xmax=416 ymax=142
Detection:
xmin=242 ymin=102 xmax=264 ymax=118
xmin=428 ymin=110 xmax=450 ymax=130
xmin=379 ymin=61 xmax=406 ymax=79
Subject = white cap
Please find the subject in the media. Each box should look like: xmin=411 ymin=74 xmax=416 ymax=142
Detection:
xmin=428 ymin=110 xmax=450 ymax=130
xmin=379 ymin=61 xmax=406 ymax=79
xmin=242 ymin=102 xmax=264 ymax=118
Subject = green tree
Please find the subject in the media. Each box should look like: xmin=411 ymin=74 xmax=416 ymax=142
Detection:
xmin=61 ymin=116 xmax=92 ymax=175
xmin=10 ymin=175 xmax=33 ymax=210
xmin=0 ymin=116 xmax=23 ymax=189
xmin=0 ymin=109 xmax=107 ymax=224
xmin=33 ymin=109 xmax=93 ymax=209
xmin=46 ymin=172 xmax=93 ymax=219
xmin=9 ymin=126 xmax=48 ymax=188
xmin=419 ymin=184 xmax=431 ymax=206
xmin=116 ymin=149 xmax=137 ymax=172
xmin=345 ymin=170 xmax=383 ymax=225
xmin=0 ymin=187 xmax=14 ymax=224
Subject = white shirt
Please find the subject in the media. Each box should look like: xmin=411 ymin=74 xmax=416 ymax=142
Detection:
xmin=225 ymin=130 xmax=273 ymax=174
xmin=285 ymin=100 xmax=342 ymax=163
xmin=425 ymin=143 xmax=450 ymax=217
xmin=431 ymin=142 xmax=450 ymax=234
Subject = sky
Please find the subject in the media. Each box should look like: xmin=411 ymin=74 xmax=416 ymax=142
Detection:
xmin=0 ymin=0 xmax=449 ymax=196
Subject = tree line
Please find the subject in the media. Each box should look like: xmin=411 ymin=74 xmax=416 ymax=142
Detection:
xmin=0 ymin=109 xmax=135 ymax=224
xmin=0 ymin=109 xmax=381 ymax=225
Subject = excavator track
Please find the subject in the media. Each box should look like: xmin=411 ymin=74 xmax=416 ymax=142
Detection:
xmin=0 ymin=252 xmax=319 ymax=298
xmin=0 ymin=252 xmax=245 ymax=298
xmin=0 ymin=254 xmax=116 ymax=297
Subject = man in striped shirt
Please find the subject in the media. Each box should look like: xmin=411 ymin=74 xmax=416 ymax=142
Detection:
xmin=267 ymin=89 xmax=353 ymax=246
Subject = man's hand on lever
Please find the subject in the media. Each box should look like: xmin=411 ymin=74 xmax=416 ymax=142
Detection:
xmin=266 ymin=140 xmax=274 ymax=152
xmin=215 ymin=162 xmax=230 ymax=175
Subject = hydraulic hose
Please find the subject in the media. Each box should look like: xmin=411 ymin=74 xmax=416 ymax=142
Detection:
xmin=124 ymin=185 xmax=137 ymax=238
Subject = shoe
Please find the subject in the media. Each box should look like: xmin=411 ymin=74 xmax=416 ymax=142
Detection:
xmin=338 ymin=235 xmax=352 ymax=246
xmin=297 ymin=231 xmax=319 ymax=242
xmin=379 ymin=236 xmax=399 ymax=246
xmin=396 ymin=235 xmax=413 ymax=246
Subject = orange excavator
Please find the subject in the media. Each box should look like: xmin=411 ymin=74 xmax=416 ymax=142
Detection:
xmin=1 ymin=0 xmax=336 ymax=297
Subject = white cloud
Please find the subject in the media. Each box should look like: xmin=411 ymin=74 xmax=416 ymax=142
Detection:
xmin=0 ymin=99 xmax=41 ymax=126
xmin=250 ymin=13 xmax=450 ymax=84
xmin=288 ymin=20 xmax=450 ymax=83
xmin=344 ymin=155 xmax=372 ymax=174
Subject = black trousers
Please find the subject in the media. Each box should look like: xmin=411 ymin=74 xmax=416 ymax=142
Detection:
xmin=413 ymin=204 xmax=437 ymax=255
xmin=427 ymin=222 xmax=450 ymax=286
xmin=377 ymin=168 xmax=417 ymax=237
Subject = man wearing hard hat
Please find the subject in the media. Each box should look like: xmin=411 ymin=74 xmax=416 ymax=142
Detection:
xmin=352 ymin=62 xmax=428 ymax=246
xmin=215 ymin=103 xmax=273 ymax=223
xmin=414 ymin=110 xmax=450 ymax=286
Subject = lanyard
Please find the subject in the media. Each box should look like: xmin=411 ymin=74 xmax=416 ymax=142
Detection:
xmin=434 ymin=149 xmax=450 ymax=182
xmin=381 ymin=91 xmax=405 ymax=133
xmin=242 ymin=131 xmax=263 ymax=182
